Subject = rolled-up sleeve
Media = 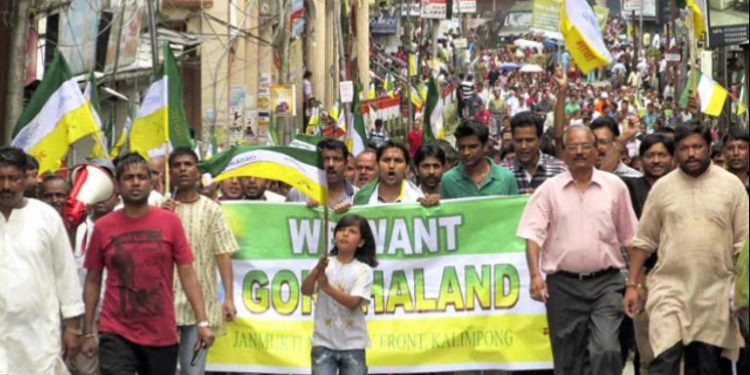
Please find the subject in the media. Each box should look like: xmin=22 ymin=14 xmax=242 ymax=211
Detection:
xmin=732 ymin=185 xmax=750 ymax=257
xmin=632 ymin=186 xmax=662 ymax=254
xmin=615 ymin=183 xmax=639 ymax=247
xmin=516 ymin=184 xmax=551 ymax=247
xmin=51 ymin=218 xmax=84 ymax=319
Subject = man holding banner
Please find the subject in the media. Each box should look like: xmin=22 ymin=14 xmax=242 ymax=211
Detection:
xmin=287 ymin=139 xmax=357 ymax=209
xmin=353 ymin=141 xmax=426 ymax=205
xmin=517 ymin=125 xmax=638 ymax=375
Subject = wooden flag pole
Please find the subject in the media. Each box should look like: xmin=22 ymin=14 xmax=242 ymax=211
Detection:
xmin=323 ymin=204 xmax=330 ymax=260
xmin=689 ymin=8 xmax=698 ymax=93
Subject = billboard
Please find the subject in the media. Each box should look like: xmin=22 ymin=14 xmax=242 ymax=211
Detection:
xmin=421 ymin=0 xmax=448 ymax=19
xmin=621 ymin=0 xmax=657 ymax=19
xmin=705 ymin=0 xmax=750 ymax=48
xmin=531 ymin=0 xmax=562 ymax=38
xmin=371 ymin=9 xmax=399 ymax=34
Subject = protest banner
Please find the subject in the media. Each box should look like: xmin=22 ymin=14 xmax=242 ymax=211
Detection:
xmin=207 ymin=197 xmax=553 ymax=373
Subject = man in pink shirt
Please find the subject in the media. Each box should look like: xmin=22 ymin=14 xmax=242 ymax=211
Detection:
xmin=517 ymin=125 xmax=638 ymax=375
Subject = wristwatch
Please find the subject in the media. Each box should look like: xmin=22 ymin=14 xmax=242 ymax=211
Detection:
xmin=197 ymin=321 xmax=210 ymax=328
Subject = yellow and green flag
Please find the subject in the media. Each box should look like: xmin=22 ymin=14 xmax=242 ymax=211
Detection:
xmin=560 ymin=0 xmax=613 ymax=74
xmin=129 ymin=44 xmax=193 ymax=159
xmin=200 ymin=145 xmax=328 ymax=204
xmin=11 ymin=52 xmax=101 ymax=173
xmin=345 ymin=84 xmax=369 ymax=156
xmin=384 ymin=72 xmax=396 ymax=98
xmin=687 ymin=0 xmax=707 ymax=40
xmin=697 ymin=72 xmax=729 ymax=117
xmin=422 ymin=76 xmax=445 ymax=142
xmin=330 ymin=99 xmax=346 ymax=133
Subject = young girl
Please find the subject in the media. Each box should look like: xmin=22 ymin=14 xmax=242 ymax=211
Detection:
xmin=302 ymin=215 xmax=378 ymax=375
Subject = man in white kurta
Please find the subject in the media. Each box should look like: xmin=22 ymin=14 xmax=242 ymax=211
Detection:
xmin=624 ymin=125 xmax=749 ymax=374
xmin=0 ymin=195 xmax=84 ymax=373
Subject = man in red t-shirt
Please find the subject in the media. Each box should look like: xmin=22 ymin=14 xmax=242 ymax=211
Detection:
xmin=80 ymin=153 xmax=214 ymax=374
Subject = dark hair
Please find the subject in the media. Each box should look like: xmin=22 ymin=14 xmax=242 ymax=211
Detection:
xmin=330 ymin=215 xmax=378 ymax=268
xmin=723 ymin=125 xmax=750 ymax=145
xmin=115 ymin=153 xmax=152 ymax=181
xmin=317 ymin=139 xmax=349 ymax=161
xmin=589 ymin=116 xmax=621 ymax=138
xmin=487 ymin=148 xmax=503 ymax=160
xmin=500 ymin=144 xmax=515 ymax=161
xmin=510 ymin=111 xmax=544 ymax=138
xmin=540 ymin=134 xmax=557 ymax=156
xmin=169 ymin=147 xmax=199 ymax=167
xmin=639 ymin=134 xmax=675 ymax=156
xmin=654 ymin=126 xmax=675 ymax=136
xmin=414 ymin=143 xmax=446 ymax=167
xmin=711 ymin=142 xmax=725 ymax=158
xmin=375 ymin=119 xmax=384 ymax=128
xmin=40 ymin=174 xmax=68 ymax=192
xmin=674 ymin=121 xmax=712 ymax=148
xmin=454 ymin=119 xmax=489 ymax=145
xmin=0 ymin=147 xmax=30 ymax=172
xmin=26 ymin=154 xmax=39 ymax=171
xmin=436 ymin=140 xmax=458 ymax=166
xmin=376 ymin=141 xmax=410 ymax=165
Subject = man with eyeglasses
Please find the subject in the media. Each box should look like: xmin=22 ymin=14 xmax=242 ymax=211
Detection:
xmin=590 ymin=116 xmax=642 ymax=178
xmin=517 ymin=125 xmax=638 ymax=375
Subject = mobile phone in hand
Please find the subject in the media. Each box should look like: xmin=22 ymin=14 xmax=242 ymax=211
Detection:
xmin=191 ymin=342 xmax=207 ymax=367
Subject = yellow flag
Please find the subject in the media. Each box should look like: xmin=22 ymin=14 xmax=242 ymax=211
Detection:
xmin=560 ymin=0 xmax=613 ymax=75
xmin=687 ymin=0 xmax=706 ymax=40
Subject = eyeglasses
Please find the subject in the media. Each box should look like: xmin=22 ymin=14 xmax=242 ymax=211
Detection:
xmin=564 ymin=143 xmax=596 ymax=152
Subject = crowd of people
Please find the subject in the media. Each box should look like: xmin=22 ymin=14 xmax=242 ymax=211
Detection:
xmin=1 ymin=12 xmax=749 ymax=375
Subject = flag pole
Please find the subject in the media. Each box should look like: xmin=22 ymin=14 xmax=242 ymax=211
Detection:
xmin=323 ymin=204 xmax=330 ymax=260
xmin=147 ymin=0 xmax=171 ymax=196
xmin=689 ymin=8 xmax=698 ymax=93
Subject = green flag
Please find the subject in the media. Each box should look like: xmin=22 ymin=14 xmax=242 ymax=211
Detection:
xmin=129 ymin=44 xmax=193 ymax=159
xmin=346 ymin=84 xmax=369 ymax=156
xmin=422 ymin=75 xmax=444 ymax=143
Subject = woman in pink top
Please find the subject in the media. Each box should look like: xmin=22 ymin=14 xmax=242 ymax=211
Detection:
xmin=407 ymin=119 xmax=423 ymax=158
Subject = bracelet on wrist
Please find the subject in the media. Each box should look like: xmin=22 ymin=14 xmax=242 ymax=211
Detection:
xmin=66 ymin=326 xmax=83 ymax=336
xmin=83 ymin=333 xmax=96 ymax=339
xmin=626 ymin=282 xmax=644 ymax=290
xmin=197 ymin=321 xmax=210 ymax=328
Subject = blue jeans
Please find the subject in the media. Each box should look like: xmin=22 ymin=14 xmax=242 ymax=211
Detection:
xmin=178 ymin=325 xmax=207 ymax=375
xmin=311 ymin=347 xmax=367 ymax=375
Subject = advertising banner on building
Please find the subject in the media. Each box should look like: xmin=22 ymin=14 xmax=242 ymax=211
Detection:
xmin=531 ymin=0 xmax=562 ymax=38
xmin=421 ymin=0 xmax=448 ymax=19
xmin=705 ymin=0 xmax=749 ymax=48
xmin=621 ymin=0 xmax=657 ymax=19
xmin=458 ymin=0 xmax=477 ymax=14
xmin=207 ymin=197 xmax=553 ymax=373
xmin=270 ymin=84 xmax=296 ymax=117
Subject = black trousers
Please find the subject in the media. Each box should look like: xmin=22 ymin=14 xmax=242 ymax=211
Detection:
xmin=650 ymin=341 xmax=731 ymax=375
xmin=99 ymin=333 xmax=178 ymax=375
xmin=545 ymin=271 xmax=625 ymax=375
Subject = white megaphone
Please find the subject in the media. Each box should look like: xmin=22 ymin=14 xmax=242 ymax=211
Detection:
xmin=63 ymin=162 xmax=115 ymax=230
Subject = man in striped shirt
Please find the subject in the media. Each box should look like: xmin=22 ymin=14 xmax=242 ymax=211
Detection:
xmin=162 ymin=148 xmax=239 ymax=374
xmin=500 ymin=112 xmax=567 ymax=195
